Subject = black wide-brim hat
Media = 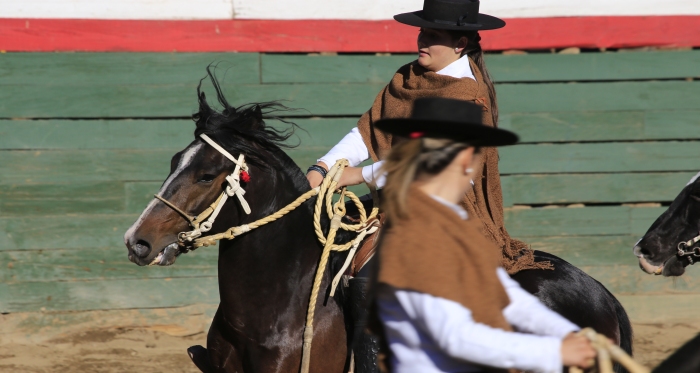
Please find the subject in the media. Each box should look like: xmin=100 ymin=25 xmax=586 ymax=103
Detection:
xmin=375 ymin=97 xmax=518 ymax=147
xmin=394 ymin=0 xmax=505 ymax=31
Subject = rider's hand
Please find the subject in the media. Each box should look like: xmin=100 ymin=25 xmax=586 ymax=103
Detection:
xmin=306 ymin=162 xmax=328 ymax=188
xmin=561 ymin=333 xmax=596 ymax=369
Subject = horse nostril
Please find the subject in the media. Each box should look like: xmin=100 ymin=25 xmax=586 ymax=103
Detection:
xmin=133 ymin=239 xmax=152 ymax=258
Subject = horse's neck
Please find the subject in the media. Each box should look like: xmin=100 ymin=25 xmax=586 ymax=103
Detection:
xmin=216 ymin=162 xmax=321 ymax=324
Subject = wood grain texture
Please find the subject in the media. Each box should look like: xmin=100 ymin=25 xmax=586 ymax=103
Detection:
xmin=2 ymin=71 xmax=699 ymax=118
xmin=263 ymin=51 xmax=700 ymax=84
xmin=499 ymin=141 xmax=700 ymax=174
xmin=504 ymin=205 xmax=667 ymax=237
xmin=5 ymin=143 xmax=696 ymax=185
xmin=525 ymin=235 xmax=640 ymax=266
xmin=0 ymin=214 xmax=138 ymax=250
xmin=502 ymin=172 xmax=696 ymax=206
xmin=0 ymin=276 xmax=219 ymax=313
xmin=0 ymin=118 xmax=357 ymax=149
xmin=0 ymin=53 xmax=260 ymax=85
xmin=500 ymin=110 xmax=700 ymax=143
xmin=1 ymin=247 xmax=218 ymax=283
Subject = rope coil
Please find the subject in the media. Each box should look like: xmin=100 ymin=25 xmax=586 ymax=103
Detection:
xmin=569 ymin=328 xmax=650 ymax=373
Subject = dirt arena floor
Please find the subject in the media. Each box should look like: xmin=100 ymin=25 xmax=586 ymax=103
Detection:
xmin=0 ymin=322 xmax=698 ymax=372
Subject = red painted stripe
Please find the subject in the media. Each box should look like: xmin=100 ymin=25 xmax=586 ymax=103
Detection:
xmin=1 ymin=16 xmax=699 ymax=52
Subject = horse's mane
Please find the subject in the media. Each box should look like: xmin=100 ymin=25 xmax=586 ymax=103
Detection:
xmin=192 ymin=64 xmax=301 ymax=170
xmin=192 ymin=65 xmax=357 ymax=249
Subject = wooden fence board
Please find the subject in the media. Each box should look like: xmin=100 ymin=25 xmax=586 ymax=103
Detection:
xmin=0 ymin=83 xmax=384 ymax=118
xmin=0 ymin=118 xmax=357 ymax=150
xmin=262 ymin=54 xmax=412 ymax=84
xmin=2 ymin=81 xmax=699 ymax=118
xmin=0 ymin=53 xmax=260 ymax=86
xmin=3 ymin=142 xmax=699 ymax=186
xmin=0 ymin=277 xmax=219 ymax=313
xmin=498 ymin=81 xmax=700 ymax=114
xmin=1 ymin=248 xmax=217 ymax=284
xmin=1 ymin=236 xmax=640 ymax=284
xmin=0 ymin=149 xmax=321 ymax=184
xmin=0 ymin=172 xmax=686 ymax=217
xmin=262 ymin=51 xmax=700 ymax=84
xmin=0 ymin=215 xmax=137 ymax=251
xmin=0 ymin=182 xmax=126 ymax=216
xmin=526 ymin=235 xmax=640 ymax=266
xmin=499 ymin=141 xmax=700 ymax=174
xmin=504 ymin=206 xmax=667 ymax=237
xmin=0 ymin=206 xmax=664 ymax=251
xmin=3 ymin=111 xmax=698 ymax=151
xmin=502 ymin=172 xmax=694 ymax=206
xmin=500 ymin=110 xmax=700 ymax=143
xmin=0 ymin=119 xmax=194 ymax=150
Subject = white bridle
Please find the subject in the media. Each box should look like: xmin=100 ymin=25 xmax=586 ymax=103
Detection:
xmin=154 ymin=134 xmax=251 ymax=248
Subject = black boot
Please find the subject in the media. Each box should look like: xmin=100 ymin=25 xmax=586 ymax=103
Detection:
xmin=349 ymin=277 xmax=380 ymax=373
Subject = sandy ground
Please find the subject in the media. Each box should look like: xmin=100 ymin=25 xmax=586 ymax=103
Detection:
xmin=0 ymin=322 xmax=698 ymax=372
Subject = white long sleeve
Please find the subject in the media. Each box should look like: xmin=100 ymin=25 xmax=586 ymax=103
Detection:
xmin=316 ymin=55 xmax=476 ymax=189
xmin=317 ymin=127 xmax=369 ymax=168
xmin=378 ymin=285 xmax=563 ymax=373
xmin=498 ymin=268 xmax=580 ymax=338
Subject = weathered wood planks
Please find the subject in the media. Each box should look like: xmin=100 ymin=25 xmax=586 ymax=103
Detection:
xmin=3 ymin=51 xmax=699 ymax=326
xmin=262 ymin=50 xmax=700 ymax=84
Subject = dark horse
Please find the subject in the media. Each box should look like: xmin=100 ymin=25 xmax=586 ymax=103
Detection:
xmin=124 ymin=70 xmax=633 ymax=372
xmin=634 ymin=172 xmax=700 ymax=277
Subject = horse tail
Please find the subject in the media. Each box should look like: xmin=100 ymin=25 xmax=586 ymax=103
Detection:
xmin=613 ymin=294 xmax=633 ymax=373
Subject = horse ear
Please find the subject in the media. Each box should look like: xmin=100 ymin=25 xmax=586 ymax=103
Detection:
xmin=253 ymin=105 xmax=263 ymax=121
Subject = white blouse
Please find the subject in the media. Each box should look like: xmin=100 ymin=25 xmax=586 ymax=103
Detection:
xmin=376 ymin=196 xmax=579 ymax=373
xmin=318 ymin=56 xmax=476 ymax=188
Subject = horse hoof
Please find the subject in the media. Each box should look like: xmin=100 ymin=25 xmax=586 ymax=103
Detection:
xmin=188 ymin=345 xmax=214 ymax=373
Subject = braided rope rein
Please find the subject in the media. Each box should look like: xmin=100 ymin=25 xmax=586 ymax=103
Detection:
xmin=569 ymin=328 xmax=650 ymax=373
xmin=180 ymin=159 xmax=377 ymax=373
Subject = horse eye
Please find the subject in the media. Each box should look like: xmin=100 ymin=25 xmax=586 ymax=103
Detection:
xmin=198 ymin=174 xmax=216 ymax=183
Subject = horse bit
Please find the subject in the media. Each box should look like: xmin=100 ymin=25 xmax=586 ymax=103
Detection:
xmin=677 ymin=232 xmax=700 ymax=265
xmin=154 ymin=134 xmax=251 ymax=251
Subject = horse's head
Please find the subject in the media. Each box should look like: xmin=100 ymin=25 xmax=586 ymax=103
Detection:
xmin=634 ymin=172 xmax=700 ymax=276
xmin=124 ymin=68 xmax=299 ymax=266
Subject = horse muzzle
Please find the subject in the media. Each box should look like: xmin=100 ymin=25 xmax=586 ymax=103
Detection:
xmin=126 ymin=238 xmax=181 ymax=266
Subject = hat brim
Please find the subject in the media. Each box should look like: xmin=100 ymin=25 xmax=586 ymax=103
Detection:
xmin=375 ymin=118 xmax=518 ymax=147
xmin=394 ymin=11 xmax=505 ymax=31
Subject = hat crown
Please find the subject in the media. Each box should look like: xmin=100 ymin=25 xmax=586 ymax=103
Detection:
xmin=411 ymin=97 xmax=483 ymax=125
xmin=422 ymin=0 xmax=480 ymax=26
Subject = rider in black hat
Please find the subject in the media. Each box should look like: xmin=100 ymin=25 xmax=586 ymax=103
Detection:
xmin=305 ymin=2 xmax=550 ymax=371
xmin=372 ymin=97 xmax=596 ymax=373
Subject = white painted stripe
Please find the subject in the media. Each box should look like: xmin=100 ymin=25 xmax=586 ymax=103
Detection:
xmin=3 ymin=0 xmax=700 ymax=20
xmin=124 ymin=143 xmax=203 ymax=243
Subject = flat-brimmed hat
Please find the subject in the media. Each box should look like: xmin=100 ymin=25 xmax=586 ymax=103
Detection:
xmin=375 ymin=97 xmax=518 ymax=147
xmin=394 ymin=0 xmax=505 ymax=31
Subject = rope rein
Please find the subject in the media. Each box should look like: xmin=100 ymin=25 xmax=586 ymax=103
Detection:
xmin=569 ymin=328 xmax=649 ymax=373
xmin=151 ymin=135 xmax=378 ymax=373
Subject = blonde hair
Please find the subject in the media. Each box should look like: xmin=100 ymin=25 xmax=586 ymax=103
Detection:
xmin=381 ymin=138 xmax=477 ymax=220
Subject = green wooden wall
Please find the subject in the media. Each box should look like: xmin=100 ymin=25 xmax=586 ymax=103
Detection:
xmin=2 ymin=50 xmax=700 ymax=329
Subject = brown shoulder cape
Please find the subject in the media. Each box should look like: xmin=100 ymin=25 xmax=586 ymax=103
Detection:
xmin=378 ymin=186 xmax=513 ymax=330
xmin=357 ymin=59 xmax=551 ymax=273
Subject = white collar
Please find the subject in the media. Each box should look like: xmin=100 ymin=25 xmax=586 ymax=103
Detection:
xmin=429 ymin=195 xmax=469 ymax=220
xmin=436 ymin=55 xmax=476 ymax=81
